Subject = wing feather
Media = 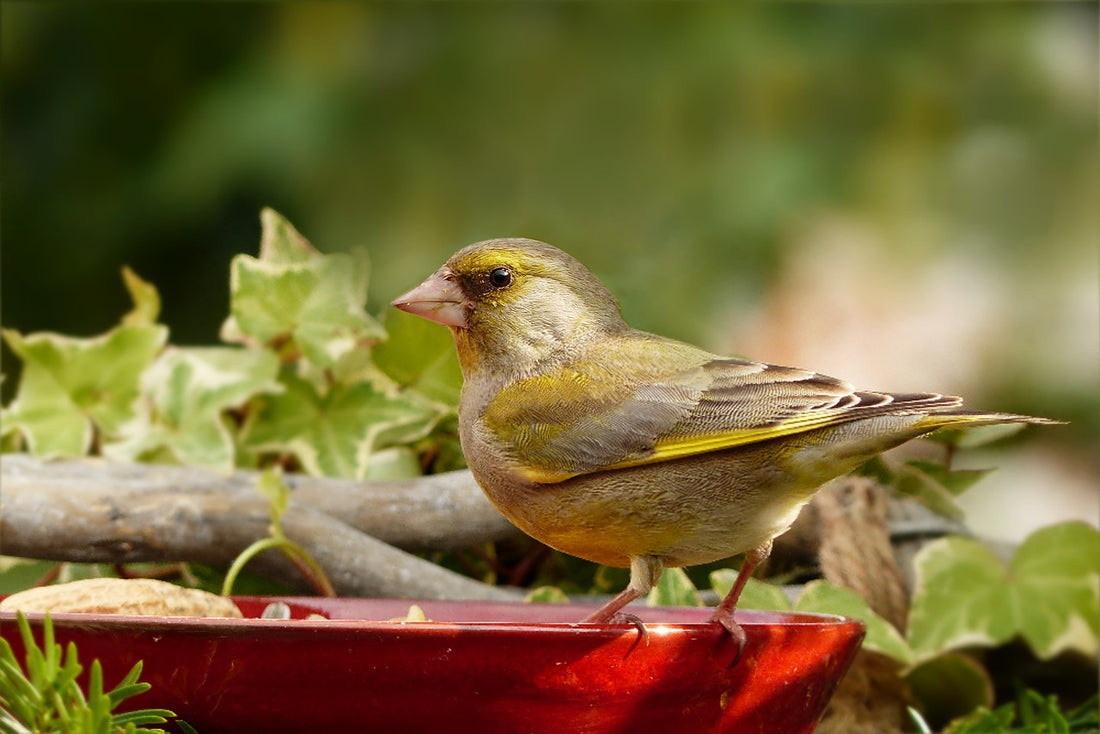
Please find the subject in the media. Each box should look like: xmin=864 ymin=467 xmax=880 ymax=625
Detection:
xmin=484 ymin=339 xmax=960 ymax=483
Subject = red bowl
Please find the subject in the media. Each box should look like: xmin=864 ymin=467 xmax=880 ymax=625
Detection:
xmin=1 ymin=597 xmax=863 ymax=733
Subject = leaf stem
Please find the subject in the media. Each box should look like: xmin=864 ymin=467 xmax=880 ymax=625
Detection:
xmin=220 ymin=537 xmax=335 ymax=597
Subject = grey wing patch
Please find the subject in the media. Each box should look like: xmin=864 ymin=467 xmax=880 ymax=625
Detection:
xmin=541 ymin=358 xmax=842 ymax=471
xmin=518 ymin=355 xmax=962 ymax=479
xmin=674 ymin=359 xmax=855 ymax=431
xmin=668 ymin=358 xmax=963 ymax=439
xmin=542 ymin=381 xmax=700 ymax=473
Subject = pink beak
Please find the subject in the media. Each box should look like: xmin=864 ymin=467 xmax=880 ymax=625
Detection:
xmin=392 ymin=270 xmax=470 ymax=329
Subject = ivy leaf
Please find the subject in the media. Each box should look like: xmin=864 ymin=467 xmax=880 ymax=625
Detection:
xmin=239 ymin=372 xmax=439 ymax=479
xmin=220 ymin=209 xmax=384 ymax=368
xmin=906 ymin=461 xmax=992 ymax=498
xmin=907 ymin=522 xmax=1099 ymax=662
xmin=1011 ymin=521 xmax=1100 ymax=659
xmin=925 ymin=423 xmax=1027 ymax=450
xmin=1 ymin=267 xmax=166 ymax=457
xmin=0 ymin=557 xmax=66 ymax=594
xmin=796 ymin=580 xmax=913 ymax=664
xmin=710 ymin=570 xmax=791 ymax=612
xmin=592 ymin=564 xmax=630 ymax=595
xmin=256 ymin=207 xmax=316 ymax=264
xmin=2 ymin=324 xmax=168 ymax=456
xmin=105 ymin=347 xmax=282 ymax=472
xmin=891 ymin=462 xmax=968 ymax=521
xmin=907 ymin=536 xmax=1017 ymax=661
xmin=711 ymin=572 xmax=912 ymax=663
xmin=526 ymin=586 xmax=571 ymax=604
xmin=0 ymin=419 xmax=21 ymax=451
xmin=647 ymin=567 xmax=703 ymax=608
xmin=890 ymin=459 xmax=996 ymax=522
xmin=906 ymin=652 xmax=995 ymax=730
xmin=372 ymin=308 xmax=463 ymax=407
xmin=363 ymin=446 xmax=424 ymax=480
xmin=119 ymin=267 xmax=162 ymax=327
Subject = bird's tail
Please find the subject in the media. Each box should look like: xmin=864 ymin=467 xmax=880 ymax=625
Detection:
xmin=915 ymin=411 xmax=1063 ymax=433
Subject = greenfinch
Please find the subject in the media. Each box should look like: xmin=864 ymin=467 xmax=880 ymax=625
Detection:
xmin=393 ymin=238 xmax=1053 ymax=646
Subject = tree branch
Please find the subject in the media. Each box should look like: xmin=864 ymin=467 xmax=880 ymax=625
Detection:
xmin=0 ymin=455 xmax=520 ymax=601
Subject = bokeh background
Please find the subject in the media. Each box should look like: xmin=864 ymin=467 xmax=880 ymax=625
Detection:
xmin=4 ymin=3 xmax=1096 ymax=540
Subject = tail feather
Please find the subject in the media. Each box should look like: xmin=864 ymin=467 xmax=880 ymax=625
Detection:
xmin=915 ymin=410 xmax=1063 ymax=433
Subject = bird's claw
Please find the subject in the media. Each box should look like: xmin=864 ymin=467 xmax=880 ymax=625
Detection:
xmin=710 ymin=608 xmax=747 ymax=668
xmin=615 ymin=612 xmax=650 ymax=647
xmin=603 ymin=612 xmax=650 ymax=648
xmin=584 ymin=610 xmax=650 ymax=647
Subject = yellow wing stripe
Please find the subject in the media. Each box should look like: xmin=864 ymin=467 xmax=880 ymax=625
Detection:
xmin=608 ymin=409 xmax=840 ymax=470
xmin=514 ymin=409 xmax=845 ymax=482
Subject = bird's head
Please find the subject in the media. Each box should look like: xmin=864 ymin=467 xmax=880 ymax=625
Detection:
xmin=393 ymin=238 xmax=627 ymax=372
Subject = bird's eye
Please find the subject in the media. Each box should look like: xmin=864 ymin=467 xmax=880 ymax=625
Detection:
xmin=488 ymin=267 xmax=513 ymax=289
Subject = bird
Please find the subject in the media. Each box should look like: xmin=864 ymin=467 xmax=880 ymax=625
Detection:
xmin=393 ymin=238 xmax=1054 ymax=649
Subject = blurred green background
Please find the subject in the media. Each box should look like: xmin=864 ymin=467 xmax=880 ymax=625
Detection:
xmin=3 ymin=3 xmax=1096 ymax=536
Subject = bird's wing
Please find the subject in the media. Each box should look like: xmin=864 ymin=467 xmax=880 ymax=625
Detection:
xmin=620 ymin=358 xmax=957 ymax=468
xmin=482 ymin=338 xmax=959 ymax=483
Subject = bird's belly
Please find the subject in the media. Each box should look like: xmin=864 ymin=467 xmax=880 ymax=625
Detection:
xmin=463 ymin=414 xmax=926 ymax=569
xmin=471 ymin=444 xmax=818 ymax=569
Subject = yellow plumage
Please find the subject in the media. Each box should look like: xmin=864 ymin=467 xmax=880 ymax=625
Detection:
xmin=394 ymin=237 xmax=1056 ymax=646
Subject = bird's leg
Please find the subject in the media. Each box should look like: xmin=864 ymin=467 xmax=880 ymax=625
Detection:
xmin=582 ymin=586 xmax=642 ymax=623
xmin=583 ymin=555 xmax=663 ymax=628
xmin=710 ymin=539 xmax=773 ymax=657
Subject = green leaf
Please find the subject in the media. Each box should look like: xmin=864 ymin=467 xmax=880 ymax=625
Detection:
xmin=372 ymin=308 xmax=463 ymax=407
xmin=795 ymin=580 xmax=913 ymax=664
xmin=119 ymin=266 xmax=162 ymax=327
xmin=2 ymin=323 xmax=168 ymax=456
xmin=105 ymin=347 xmax=281 ymax=472
xmin=906 ymin=461 xmax=993 ymax=498
xmin=256 ymin=207 xmax=316 ymax=264
xmin=854 ymin=455 xmax=895 ymax=485
xmin=907 ymin=536 xmax=1017 ymax=660
xmin=240 ymin=372 xmax=438 ymax=478
xmin=0 ymin=558 xmax=61 ymax=594
xmin=908 ymin=522 xmax=1099 ymax=662
xmin=592 ymin=565 xmax=630 ymax=595
xmin=1064 ymin=693 xmax=1100 ymax=731
xmin=526 ymin=586 xmax=571 ymax=604
xmin=926 ymin=423 xmax=1027 ymax=449
xmin=0 ymin=419 xmax=23 ymax=452
xmin=891 ymin=462 xmax=967 ymax=521
xmin=709 ymin=572 xmax=911 ymax=662
xmin=1 ymin=613 xmax=175 ymax=732
xmin=907 ymin=652 xmax=995 ymax=731
xmin=362 ymin=446 xmax=424 ymax=480
xmin=86 ymin=659 xmax=106 ymax=724
xmin=220 ymin=211 xmax=384 ymax=368
xmin=647 ymin=567 xmax=702 ymax=608
xmin=709 ymin=570 xmax=791 ymax=611
xmin=942 ymin=702 xmax=1018 ymax=733
xmin=1011 ymin=521 xmax=1099 ymax=659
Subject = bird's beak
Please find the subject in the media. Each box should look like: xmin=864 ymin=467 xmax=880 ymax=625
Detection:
xmin=392 ymin=270 xmax=469 ymax=329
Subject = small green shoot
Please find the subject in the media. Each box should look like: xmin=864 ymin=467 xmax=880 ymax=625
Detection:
xmin=0 ymin=611 xmax=177 ymax=733
xmin=221 ymin=467 xmax=335 ymax=597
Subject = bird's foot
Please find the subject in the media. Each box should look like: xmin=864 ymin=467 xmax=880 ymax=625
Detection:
xmin=710 ymin=606 xmax=747 ymax=668
xmin=583 ymin=608 xmax=650 ymax=646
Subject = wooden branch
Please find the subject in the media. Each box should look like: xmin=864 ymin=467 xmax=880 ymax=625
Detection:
xmin=283 ymin=467 xmax=521 ymax=551
xmin=0 ymin=455 xmax=520 ymax=601
xmin=1 ymin=455 xmax=518 ymax=550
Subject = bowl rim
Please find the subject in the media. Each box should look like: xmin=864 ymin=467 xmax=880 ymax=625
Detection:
xmin=0 ymin=595 xmax=865 ymax=637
